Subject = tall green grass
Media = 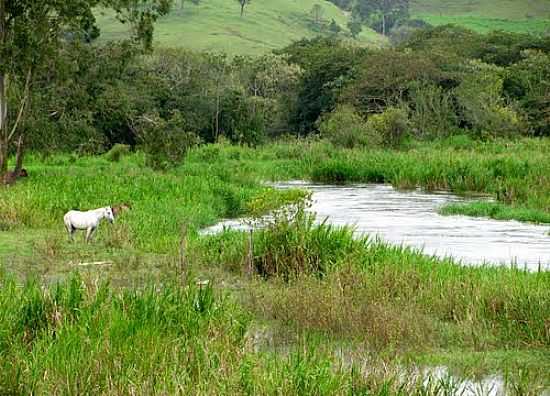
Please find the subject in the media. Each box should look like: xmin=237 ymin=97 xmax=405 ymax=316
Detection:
xmin=440 ymin=201 xmax=550 ymax=224
xmin=0 ymin=272 xmax=489 ymax=395
xmin=1 ymin=139 xmax=549 ymax=392
xmin=0 ymin=151 xmax=303 ymax=253
xmin=196 ymin=205 xmax=550 ymax=351
xmin=0 ymin=273 xmax=249 ymax=393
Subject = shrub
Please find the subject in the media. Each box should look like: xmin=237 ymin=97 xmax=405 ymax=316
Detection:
xmin=104 ymin=144 xmax=130 ymax=162
xmin=26 ymin=112 xmax=106 ymax=154
xmin=318 ymin=105 xmax=381 ymax=148
xmin=136 ymin=111 xmax=201 ymax=170
xmin=365 ymin=107 xmax=409 ymax=148
xmin=253 ymin=201 xmax=359 ymax=279
xmin=408 ymin=82 xmax=458 ymax=139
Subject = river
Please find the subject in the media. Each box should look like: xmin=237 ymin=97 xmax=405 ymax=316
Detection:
xmin=203 ymin=182 xmax=550 ymax=270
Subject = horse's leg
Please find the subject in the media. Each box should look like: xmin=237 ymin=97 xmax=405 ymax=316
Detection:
xmin=86 ymin=227 xmax=97 ymax=243
xmin=65 ymin=223 xmax=75 ymax=242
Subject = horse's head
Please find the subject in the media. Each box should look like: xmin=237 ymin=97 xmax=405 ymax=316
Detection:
xmin=105 ymin=207 xmax=115 ymax=223
xmin=112 ymin=203 xmax=131 ymax=218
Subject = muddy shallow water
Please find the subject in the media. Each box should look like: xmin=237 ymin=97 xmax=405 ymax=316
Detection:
xmin=203 ymin=182 xmax=550 ymax=270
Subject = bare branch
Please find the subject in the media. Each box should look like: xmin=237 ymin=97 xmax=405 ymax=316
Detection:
xmin=8 ymin=68 xmax=32 ymax=142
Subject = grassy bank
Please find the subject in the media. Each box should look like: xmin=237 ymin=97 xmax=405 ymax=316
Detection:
xmin=0 ymin=138 xmax=549 ymax=393
xmin=186 ymin=138 xmax=550 ymax=224
xmin=1 ymin=137 xmax=549 ymax=273
xmin=439 ymin=201 xmax=550 ymax=224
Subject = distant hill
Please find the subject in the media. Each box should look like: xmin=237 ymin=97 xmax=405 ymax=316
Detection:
xmin=95 ymin=0 xmax=384 ymax=55
xmin=411 ymin=0 xmax=550 ymax=33
xmin=411 ymin=0 xmax=550 ymax=19
xmin=96 ymin=0 xmax=549 ymax=55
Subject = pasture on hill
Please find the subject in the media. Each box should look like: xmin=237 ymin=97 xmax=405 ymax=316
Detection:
xmin=411 ymin=0 xmax=550 ymax=19
xmin=411 ymin=0 xmax=550 ymax=33
xmin=95 ymin=0 xmax=383 ymax=55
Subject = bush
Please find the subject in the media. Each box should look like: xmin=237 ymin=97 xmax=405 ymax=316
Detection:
xmin=318 ymin=105 xmax=381 ymax=148
xmin=365 ymin=107 xmax=409 ymax=148
xmin=104 ymin=144 xmax=130 ymax=162
xmin=26 ymin=112 xmax=106 ymax=154
xmin=253 ymin=202 xmax=359 ymax=279
xmin=408 ymin=82 xmax=458 ymax=139
xmin=136 ymin=111 xmax=201 ymax=169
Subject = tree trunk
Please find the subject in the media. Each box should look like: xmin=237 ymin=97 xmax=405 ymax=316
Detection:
xmin=215 ymin=92 xmax=220 ymax=140
xmin=0 ymin=74 xmax=7 ymax=174
xmin=240 ymin=1 xmax=245 ymax=17
xmin=0 ymin=0 xmax=8 ymax=175
xmin=13 ymin=134 xmax=24 ymax=175
xmin=381 ymin=13 xmax=386 ymax=36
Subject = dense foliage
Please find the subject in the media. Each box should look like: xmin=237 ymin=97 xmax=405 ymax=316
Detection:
xmin=13 ymin=24 xmax=549 ymax=166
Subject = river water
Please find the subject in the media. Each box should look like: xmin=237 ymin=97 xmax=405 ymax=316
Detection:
xmin=203 ymin=182 xmax=550 ymax=270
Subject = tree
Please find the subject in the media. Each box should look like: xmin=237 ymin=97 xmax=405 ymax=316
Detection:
xmin=329 ymin=19 xmax=342 ymax=34
xmin=352 ymin=0 xmax=409 ymax=36
xmin=326 ymin=0 xmax=353 ymax=11
xmin=0 ymin=0 xmax=171 ymax=181
xmin=310 ymin=4 xmax=325 ymax=25
xmin=236 ymin=0 xmax=251 ymax=17
xmin=347 ymin=19 xmax=363 ymax=39
xmin=111 ymin=0 xmax=174 ymax=51
xmin=278 ymin=37 xmax=369 ymax=133
xmin=0 ymin=0 xmax=97 ymax=178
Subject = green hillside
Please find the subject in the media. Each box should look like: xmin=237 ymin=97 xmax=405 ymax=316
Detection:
xmin=96 ymin=0 xmax=549 ymax=54
xmin=411 ymin=0 xmax=550 ymax=19
xmin=95 ymin=0 xmax=384 ymax=55
xmin=411 ymin=0 xmax=550 ymax=33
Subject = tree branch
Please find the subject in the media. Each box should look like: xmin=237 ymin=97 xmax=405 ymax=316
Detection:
xmin=8 ymin=68 xmax=32 ymax=142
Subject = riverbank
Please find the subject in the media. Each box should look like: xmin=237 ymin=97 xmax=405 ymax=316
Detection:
xmin=0 ymin=137 xmax=549 ymax=393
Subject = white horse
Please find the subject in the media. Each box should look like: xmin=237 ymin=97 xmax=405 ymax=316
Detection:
xmin=63 ymin=206 xmax=115 ymax=243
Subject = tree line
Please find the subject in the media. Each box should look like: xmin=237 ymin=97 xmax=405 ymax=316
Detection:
xmin=1 ymin=0 xmax=549 ymax=176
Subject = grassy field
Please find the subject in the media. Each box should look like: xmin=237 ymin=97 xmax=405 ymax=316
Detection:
xmin=1 ymin=138 xmax=549 ymax=393
xmin=411 ymin=0 xmax=550 ymax=19
xmin=95 ymin=0 xmax=384 ymax=55
xmin=411 ymin=0 xmax=550 ymax=34
xmin=414 ymin=14 xmax=550 ymax=34
xmin=94 ymin=0 xmax=550 ymax=55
